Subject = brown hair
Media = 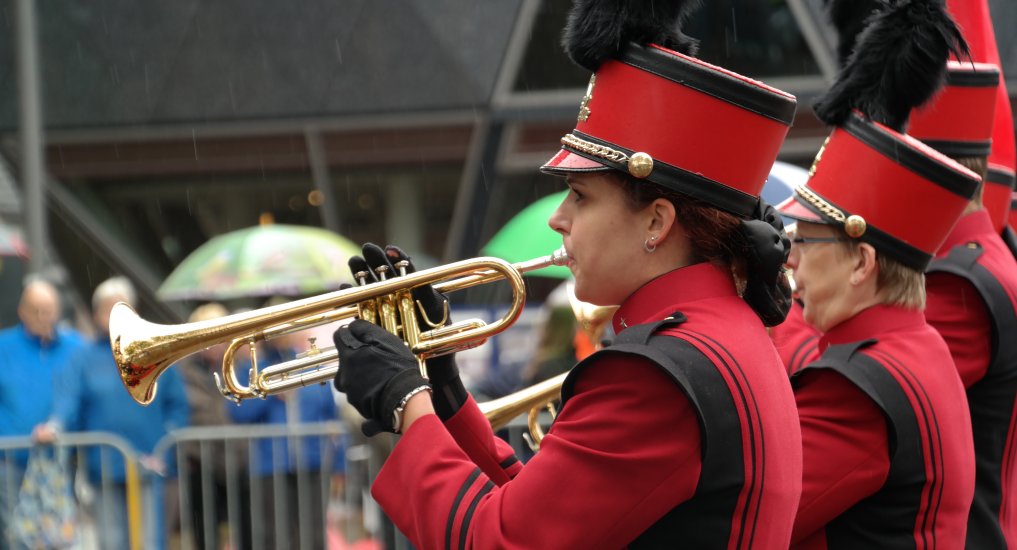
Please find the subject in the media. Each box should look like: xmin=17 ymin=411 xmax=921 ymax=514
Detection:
xmin=613 ymin=174 xmax=747 ymax=271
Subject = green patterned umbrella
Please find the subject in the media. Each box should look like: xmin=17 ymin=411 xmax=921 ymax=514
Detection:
xmin=482 ymin=191 xmax=571 ymax=279
xmin=157 ymin=224 xmax=361 ymax=301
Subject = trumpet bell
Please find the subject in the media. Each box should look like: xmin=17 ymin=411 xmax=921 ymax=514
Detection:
xmin=110 ymin=303 xmax=189 ymax=405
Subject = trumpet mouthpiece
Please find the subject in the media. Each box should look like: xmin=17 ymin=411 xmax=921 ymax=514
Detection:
xmin=550 ymin=247 xmax=571 ymax=266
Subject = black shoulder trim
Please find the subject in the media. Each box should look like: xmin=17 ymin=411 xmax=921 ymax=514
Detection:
xmin=446 ymin=468 xmax=482 ymax=550
xmin=927 ymin=242 xmax=984 ymax=273
xmin=1004 ymin=227 xmax=1017 ymax=261
xmin=807 ymin=347 xmax=928 ymax=547
xmin=458 ymin=480 xmax=494 ymax=550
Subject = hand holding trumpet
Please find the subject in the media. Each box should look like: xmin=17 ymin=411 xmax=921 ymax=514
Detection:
xmin=343 ymin=244 xmax=470 ymax=424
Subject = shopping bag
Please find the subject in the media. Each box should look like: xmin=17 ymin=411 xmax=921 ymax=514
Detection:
xmin=10 ymin=448 xmax=77 ymax=549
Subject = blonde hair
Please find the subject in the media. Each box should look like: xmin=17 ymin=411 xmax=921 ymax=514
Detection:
xmin=840 ymin=239 xmax=925 ymax=309
xmin=189 ymin=302 xmax=229 ymax=323
xmin=93 ymin=277 xmax=136 ymax=310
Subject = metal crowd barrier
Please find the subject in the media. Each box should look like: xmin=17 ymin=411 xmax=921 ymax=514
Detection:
xmin=1 ymin=419 xmax=540 ymax=550
xmin=153 ymin=421 xmax=361 ymax=550
xmin=0 ymin=431 xmax=145 ymax=550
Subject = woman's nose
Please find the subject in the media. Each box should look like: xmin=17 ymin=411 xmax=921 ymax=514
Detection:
xmin=548 ymin=202 xmax=568 ymax=235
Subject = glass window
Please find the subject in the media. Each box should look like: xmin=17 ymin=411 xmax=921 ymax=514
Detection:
xmin=511 ymin=0 xmax=821 ymax=93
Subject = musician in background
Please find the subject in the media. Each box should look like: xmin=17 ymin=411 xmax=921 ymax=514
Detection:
xmin=329 ymin=0 xmax=804 ymax=547
xmin=906 ymin=2 xmax=1017 ymax=542
xmin=776 ymin=1 xmax=977 ymax=546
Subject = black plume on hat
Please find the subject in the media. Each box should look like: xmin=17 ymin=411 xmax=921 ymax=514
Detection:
xmin=562 ymin=0 xmax=703 ymax=72
xmin=813 ymin=0 xmax=968 ymax=132
xmin=824 ymin=0 xmax=881 ymax=65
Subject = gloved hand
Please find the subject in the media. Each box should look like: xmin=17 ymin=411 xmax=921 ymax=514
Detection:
xmin=348 ymin=243 xmax=468 ymax=420
xmin=333 ymin=319 xmax=431 ymax=436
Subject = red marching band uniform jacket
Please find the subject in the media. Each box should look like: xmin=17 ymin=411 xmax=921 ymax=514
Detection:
xmin=924 ymin=210 xmax=1017 ymax=547
xmin=771 ymin=300 xmax=819 ymax=376
xmin=790 ymin=305 xmax=975 ymax=549
xmin=371 ymin=264 xmax=803 ymax=549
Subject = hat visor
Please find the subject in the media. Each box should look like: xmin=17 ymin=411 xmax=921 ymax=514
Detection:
xmin=540 ymin=149 xmax=614 ymax=175
xmin=777 ymin=194 xmax=829 ymax=224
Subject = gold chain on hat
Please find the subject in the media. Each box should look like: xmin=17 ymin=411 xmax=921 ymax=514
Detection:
xmin=561 ymin=134 xmax=630 ymax=163
xmin=793 ymin=186 xmax=867 ymax=238
xmin=560 ymin=134 xmax=655 ymax=178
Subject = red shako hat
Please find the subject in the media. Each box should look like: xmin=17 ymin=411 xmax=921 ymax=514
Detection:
xmin=984 ymin=164 xmax=1016 ymax=233
xmin=778 ymin=0 xmax=980 ymax=272
xmin=908 ymin=61 xmax=1000 ymax=158
xmin=540 ymin=1 xmax=796 ymax=218
xmin=946 ymin=0 xmax=1016 ymax=172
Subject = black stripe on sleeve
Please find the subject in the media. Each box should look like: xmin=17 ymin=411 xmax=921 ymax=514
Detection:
xmin=446 ymin=468 xmax=482 ymax=550
xmin=499 ymin=456 xmax=519 ymax=470
xmin=458 ymin=480 xmax=495 ymax=550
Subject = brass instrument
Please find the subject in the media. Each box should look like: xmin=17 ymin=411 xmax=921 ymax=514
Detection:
xmin=111 ymin=250 xmax=568 ymax=406
xmin=478 ymin=287 xmax=617 ymax=449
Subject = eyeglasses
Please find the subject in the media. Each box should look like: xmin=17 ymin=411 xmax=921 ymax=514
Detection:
xmin=790 ymin=236 xmax=849 ymax=245
xmin=786 ymin=227 xmax=848 ymax=246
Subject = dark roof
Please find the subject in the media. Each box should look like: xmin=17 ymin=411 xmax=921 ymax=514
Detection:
xmin=0 ymin=0 xmax=522 ymax=130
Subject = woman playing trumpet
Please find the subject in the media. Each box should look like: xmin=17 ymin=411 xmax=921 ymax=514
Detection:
xmin=331 ymin=1 xmax=803 ymax=547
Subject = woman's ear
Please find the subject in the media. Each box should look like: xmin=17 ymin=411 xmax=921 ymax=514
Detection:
xmin=850 ymin=242 xmax=879 ymax=286
xmin=648 ymin=198 xmax=677 ymax=241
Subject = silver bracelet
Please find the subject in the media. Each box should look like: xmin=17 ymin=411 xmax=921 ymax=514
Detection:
xmin=392 ymin=385 xmax=432 ymax=433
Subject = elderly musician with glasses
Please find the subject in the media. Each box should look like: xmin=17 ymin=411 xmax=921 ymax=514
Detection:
xmin=775 ymin=0 xmax=979 ymax=546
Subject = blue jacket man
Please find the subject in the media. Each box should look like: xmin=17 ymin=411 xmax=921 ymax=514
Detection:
xmin=0 ymin=280 xmax=84 ymax=464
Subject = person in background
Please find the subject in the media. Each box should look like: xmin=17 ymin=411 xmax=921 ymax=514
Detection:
xmin=41 ymin=276 xmax=189 ymax=550
xmin=907 ymin=1 xmax=1017 ymax=545
xmin=518 ymin=284 xmax=579 ymax=388
xmin=178 ymin=302 xmax=252 ymax=550
xmin=229 ymin=297 xmax=344 ymax=550
xmin=778 ymin=0 xmax=978 ymax=545
xmin=0 ymin=279 xmax=84 ymax=547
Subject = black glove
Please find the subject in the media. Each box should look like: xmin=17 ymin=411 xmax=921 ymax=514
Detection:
xmin=333 ymin=319 xmax=430 ymax=436
xmin=739 ymin=199 xmax=792 ymax=327
xmin=348 ymin=243 xmax=468 ymax=420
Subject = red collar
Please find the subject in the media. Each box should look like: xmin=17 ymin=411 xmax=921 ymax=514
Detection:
xmin=937 ymin=209 xmax=996 ymax=257
xmin=818 ymin=304 xmax=925 ymax=353
xmin=612 ymin=262 xmax=737 ymax=333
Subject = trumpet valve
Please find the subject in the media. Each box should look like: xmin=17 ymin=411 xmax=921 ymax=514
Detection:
xmin=394 ymin=260 xmax=410 ymax=277
xmin=297 ymin=337 xmax=321 ymax=359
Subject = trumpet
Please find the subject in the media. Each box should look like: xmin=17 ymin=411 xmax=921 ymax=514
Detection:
xmin=111 ymin=249 xmax=569 ymax=406
xmin=481 ymin=287 xmax=617 ymax=449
